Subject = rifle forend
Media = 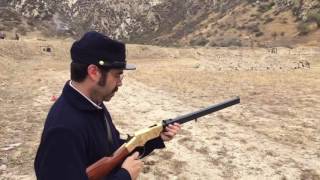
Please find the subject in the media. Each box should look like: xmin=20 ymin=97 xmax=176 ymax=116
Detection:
xmin=86 ymin=96 xmax=240 ymax=180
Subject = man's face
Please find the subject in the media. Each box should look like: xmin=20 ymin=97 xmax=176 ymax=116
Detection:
xmin=96 ymin=69 xmax=123 ymax=102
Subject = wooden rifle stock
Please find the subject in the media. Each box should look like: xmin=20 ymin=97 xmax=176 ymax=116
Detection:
xmin=86 ymin=123 xmax=164 ymax=180
xmin=86 ymin=145 xmax=130 ymax=180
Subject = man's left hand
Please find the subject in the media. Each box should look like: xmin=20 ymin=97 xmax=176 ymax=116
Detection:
xmin=160 ymin=123 xmax=181 ymax=141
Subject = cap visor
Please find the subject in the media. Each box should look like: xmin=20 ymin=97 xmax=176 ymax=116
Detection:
xmin=124 ymin=63 xmax=136 ymax=70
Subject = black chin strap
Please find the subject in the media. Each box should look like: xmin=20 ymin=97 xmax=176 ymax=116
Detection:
xmin=103 ymin=114 xmax=114 ymax=147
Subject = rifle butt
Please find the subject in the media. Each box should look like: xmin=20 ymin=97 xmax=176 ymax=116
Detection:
xmin=86 ymin=146 xmax=130 ymax=180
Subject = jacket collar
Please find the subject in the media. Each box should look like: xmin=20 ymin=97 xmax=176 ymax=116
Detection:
xmin=62 ymin=80 xmax=104 ymax=111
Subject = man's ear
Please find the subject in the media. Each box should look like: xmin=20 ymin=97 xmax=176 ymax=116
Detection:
xmin=87 ymin=64 xmax=100 ymax=82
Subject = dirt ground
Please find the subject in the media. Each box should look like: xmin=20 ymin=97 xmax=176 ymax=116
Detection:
xmin=0 ymin=39 xmax=319 ymax=180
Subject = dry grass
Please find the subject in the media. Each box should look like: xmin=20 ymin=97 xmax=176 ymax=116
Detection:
xmin=0 ymin=39 xmax=319 ymax=179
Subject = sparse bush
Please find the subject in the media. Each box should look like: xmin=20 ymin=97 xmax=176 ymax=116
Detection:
xmin=237 ymin=25 xmax=245 ymax=30
xmin=264 ymin=17 xmax=274 ymax=24
xmin=224 ymin=38 xmax=242 ymax=47
xmin=280 ymin=32 xmax=285 ymax=36
xmin=190 ymin=36 xmax=209 ymax=46
xmin=281 ymin=18 xmax=288 ymax=24
xmin=258 ymin=2 xmax=275 ymax=13
xmin=250 ymin=14 xmax=257 ymax=17
xmin=208 ymin=37 xmax=242 ymax=47
xmin=219 ymin=23 xmax=226 ymax=29
xmin=307 ymin=11 xmax=320 ymax=26
xmin=271 ymin=32 xmax=277 ymax=39
xmin=246 ymin=0 xmax=256 ymax=3
xmin=255 ymin=31 xmax=264 ymax=37
xmin=208 ymin=41 xmax=217 ymax=47
xmin=273 ymin=10 xmax=281 ymax=16
xmin=297 ymin=22 xmax=313 ymax=35
xmin=27 ymin=20 xmax=34 ymax=26
xmin=292 ymin=7 xmax=301 ymax=16
xmin=221 ymin=38 xmax=242 ymax=47
xmin=17 ymin=27 xmax=27 ymax=35
xmin=247 ymin=24 xmax=260 ymax=33
xmin=185 ymin=28 xmax=194 ymax=34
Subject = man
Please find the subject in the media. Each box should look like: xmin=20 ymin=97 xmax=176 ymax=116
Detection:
xmin=34 ymin=31 xmax=181 ymax=180
xmin=0 ymin=32 xmax=5 ymax=39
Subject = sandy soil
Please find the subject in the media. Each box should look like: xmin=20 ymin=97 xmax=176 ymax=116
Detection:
xmin=0 ymin=39 xmax=319 ymax=180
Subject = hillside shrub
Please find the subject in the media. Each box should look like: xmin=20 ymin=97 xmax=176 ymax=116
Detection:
xmin=208 ymin=38 xmax=242 ymax=47
xmin=273 ymin=10 xmax=281 ymax=16
xmin=281 ymin=18 xmax=288 ymax=24
xmin=220 ymin=38 xmax=242 ymax=47
xmin=271 ymin=32 xmax=277 ymax=39
xmin=246 ymin=0 xmax=256 ymax=3
xmin=264 ymin=17 xmax=274 ymax=24
xmin=208 ymin=41 xmax=217 ymax=47
xmin=255 ymin=31 xmax=264 ymax=37
xmin=291 ymin=0 xmax=303 ymax=17
xmin=307 ymin=11 xmax=320 ymax=26
xmin=247 ymin=24 xmax=260 ymax=33
xmin=17 ymin=27 xmax=27 ymax=35
xmin=297 ymin=22 xmax=313 ymax=35
xmin=258 ymin=2 xmax=275 ymax=13
xmin=190 ymin=36 xmax=209 ymax=46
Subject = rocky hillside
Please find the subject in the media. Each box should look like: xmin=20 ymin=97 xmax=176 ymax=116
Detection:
xmin=1 ymin=0 xmax=320 ymax=47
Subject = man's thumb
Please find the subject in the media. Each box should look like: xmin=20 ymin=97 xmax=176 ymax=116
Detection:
xmin=131 ymin=152 xmax=140 ymax=159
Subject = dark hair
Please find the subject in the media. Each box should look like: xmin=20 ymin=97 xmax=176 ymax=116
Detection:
xmin=70 ymin=63 xmax=89 ymax=82
xmin=70 ymin=63 xmax=110 ymax=84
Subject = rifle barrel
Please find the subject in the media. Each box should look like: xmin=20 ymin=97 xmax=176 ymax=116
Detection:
xmin=162 ymin=97 xmax=240 ymax=126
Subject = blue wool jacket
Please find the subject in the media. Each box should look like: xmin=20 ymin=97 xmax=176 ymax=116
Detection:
xmin=34 ymin=81 xmax=165 ymax=180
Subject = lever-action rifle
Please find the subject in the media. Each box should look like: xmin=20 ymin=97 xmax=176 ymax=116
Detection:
xmin=86 ymin=97 xmax=240 ymax=180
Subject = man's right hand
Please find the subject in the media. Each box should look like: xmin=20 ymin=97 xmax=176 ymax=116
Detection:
xmin=122 ymin=152 xmax=143 ymax=180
